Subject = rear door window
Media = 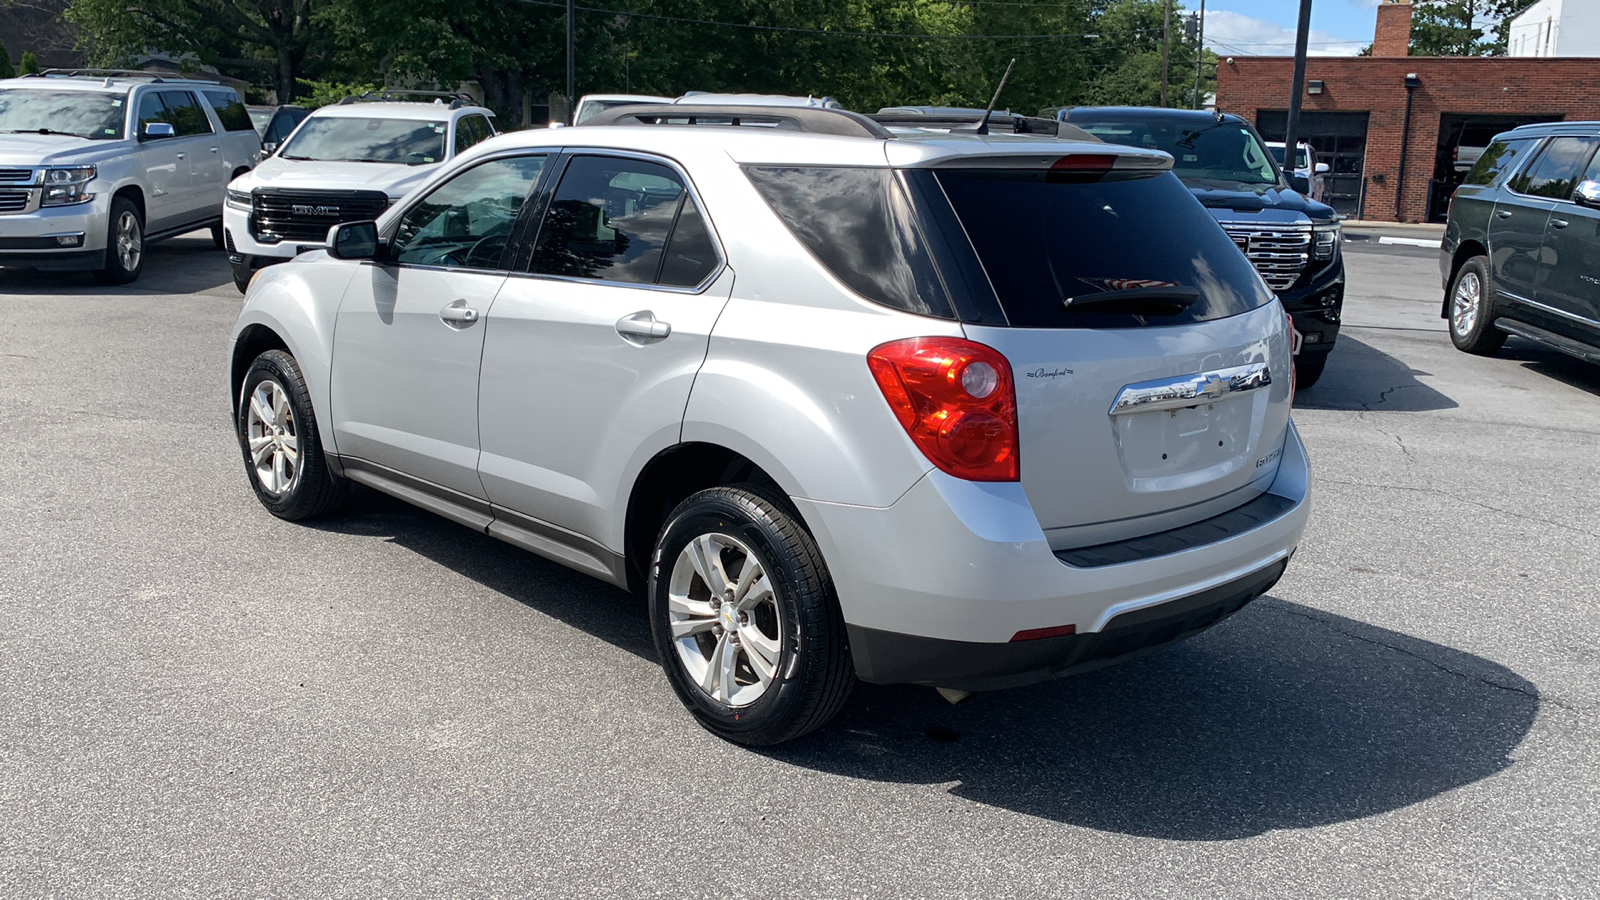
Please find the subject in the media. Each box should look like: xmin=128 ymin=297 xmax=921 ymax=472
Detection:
xmin=1509 ymin=137 xmax=1599 ymax=199
xmin=933 ymin=169 xmax=1273 ymax=329
xmin=158 ymin=91 xmax=214 ymax=136
xmin=1464 ymin=138 xmax=1534 ymax=187
xmin=203 ymin=91 xmax=254 ymax=132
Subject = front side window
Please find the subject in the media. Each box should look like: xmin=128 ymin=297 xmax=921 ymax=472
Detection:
xmin=1076 ymin=119 xmax=1279 ymax=186
xmin=280 ymin=116 xmax=448 ymax=164
xmin=1464 ymin=138 xmax=1534 ymax=188
xmin=203 ymin=91 xmax=254 ymax=132
xmin=531 ymin=155 xmax=718 ymax=287
xmin=392 ymin=155 xmax=547 ymax=269
xmin=157 ymin=91 xmax=214 ymax=137
xmin=454 ymin=115 xmax=492 ymax=154
xmin=1510 ymin=137 xmax=1599 ymax=199
xmin=0 ymin=89 xmax=126 ymax=140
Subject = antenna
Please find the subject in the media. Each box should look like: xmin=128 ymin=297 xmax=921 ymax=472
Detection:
xmin=970 ymin=58 xmax=1016 ymax=136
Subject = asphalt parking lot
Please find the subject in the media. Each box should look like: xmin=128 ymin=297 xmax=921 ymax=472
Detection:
xmin=2 ymin=235 xmax=1597 ymax=898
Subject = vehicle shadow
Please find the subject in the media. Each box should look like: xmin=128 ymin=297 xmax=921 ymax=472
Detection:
xmin=1292 ymin=333 xmax=1459 ymax=412
xmin=0 ymin=231 xmax=234 ymax=296
xmin=1500 ymin=337 xmax=1600 ymax=397
xmin=307 ymin=487 xmax=656 ymax=662
xmin=764 ymin=598 xmax=1536 ymax=839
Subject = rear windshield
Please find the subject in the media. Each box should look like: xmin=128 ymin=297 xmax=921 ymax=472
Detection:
xmin=279 ymin=116 xmax=447 ymax=164
xmin=934 ymin=169 xmax=1274 ymax=328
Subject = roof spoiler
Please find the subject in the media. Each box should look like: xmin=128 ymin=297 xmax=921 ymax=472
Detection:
xmin=584 ymin=104 xmax=891 ymax=139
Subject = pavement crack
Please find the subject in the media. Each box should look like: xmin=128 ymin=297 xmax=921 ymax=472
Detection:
xmin=1270 ymin=606 xmax=1589 ymax=714
xmin=1319 ymin=478 xmax=1600 ymax=540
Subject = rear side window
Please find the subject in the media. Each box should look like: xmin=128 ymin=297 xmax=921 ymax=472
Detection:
xmin=1464 ymin=138 xmax=1534 ymax=187
xmin=934 ymin=169 xmax=1273 ymax=329
xmin=157 ymin=91 xmax=214 ymax=136
xmin=744 ymin=166 xmax=953 ymax=319
xmin=203 ymin=91 xmax=254 ymax=132
xmin=530 ymin=155 xmax=719 ymax=287
xmin=1509 ymin=137 xmax=1599 ymax=198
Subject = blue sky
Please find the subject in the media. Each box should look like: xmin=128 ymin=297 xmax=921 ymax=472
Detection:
xmin=1201 ymin=0 xmax=1384 ymax=57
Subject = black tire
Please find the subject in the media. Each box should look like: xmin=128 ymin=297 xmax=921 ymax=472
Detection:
xmin=236 ymin=349 xmax=348 ymax=520
xmin=232 ymin=268 xmax=252 ymax=294
xmin=649 ymin=484 xmax=854 ymax=746
xmin=1294 ymin=352 xmax=1329 ymax=390
xmin=1448 ymin=256 xmax=1506 ymax=355
xmin=211 ymin=222 xmax=227 ymax=250
xmin=93 ymin=196 xmax=144 ymax=285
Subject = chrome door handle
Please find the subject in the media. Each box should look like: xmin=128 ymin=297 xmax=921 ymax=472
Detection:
xmin=439 ymin=299 xmax=479 ymax=328
xmin=175 ymin=152 xmax=187 ymax=160
xmin=615 ymin=310 xmax=671 ymax=345
xmin=210 ymin=147 xmax=219 ymax=153
xmin=1495 ymin=209 xmax=1513 ymax=219
xmin=1550 ymin=218 xmax=1569 ymax=229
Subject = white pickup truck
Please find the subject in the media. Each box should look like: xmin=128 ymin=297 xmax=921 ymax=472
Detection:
xmin=0 ymin=69 xmax=262 ymax=284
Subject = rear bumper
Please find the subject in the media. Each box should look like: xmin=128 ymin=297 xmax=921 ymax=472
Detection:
xmin=794 ymin=421 xmax=1310 ymax=689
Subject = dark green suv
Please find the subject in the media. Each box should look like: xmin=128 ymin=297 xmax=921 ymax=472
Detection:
xmin=1442 ymin=122 xmax=1600 ymax=363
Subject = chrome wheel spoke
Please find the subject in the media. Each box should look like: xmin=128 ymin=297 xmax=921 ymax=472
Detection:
xmin=735 ymin=570 xmax=772 ymax=612
xmin=244 ymin=378 xmax=301 ymax=496
xmin=739 ymin=624 xmax=779 ymax=684
xmin=668 ymin=529 xmax=785 ymax=708
xmin=248 ymin=434 xmax=274 ymax=466
xmin=688 ymin=534 xmax=732 ymax=597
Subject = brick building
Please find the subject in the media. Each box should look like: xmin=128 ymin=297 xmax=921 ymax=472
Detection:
xmin=1215 ymin=1 xmax=1600 ymax=222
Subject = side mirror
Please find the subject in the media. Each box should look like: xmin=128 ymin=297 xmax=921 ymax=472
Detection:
xmin=141 ymin=122 xmax=175 ymax=139
xmin=261 ymin=141 xmax=278 ymax=155
xmin=1288 ymin=174 xmax=1311 ymax=194
xmin=1315 ymin=162 xmax=1330 ymax=174
xmin=1575 ymin=180 xmax=1600 ymax=208
xmin=327 ymin=221 xmax=380 ymax=260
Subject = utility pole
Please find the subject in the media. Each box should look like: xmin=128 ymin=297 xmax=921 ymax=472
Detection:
xmin=1193 ymin=0 xmax=1206 ymax=110
xmin=1160 ymin=0 xmax=1172 ymax=107
xmin=1282 ymin=0 xmax=1313 ymax=174
xmin=566 ymin=0 xmax=576 ymax=121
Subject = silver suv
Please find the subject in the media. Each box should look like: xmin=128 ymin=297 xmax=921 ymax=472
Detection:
xmin=227 ymin=104 xmax=1311 ymax=745
xmin=0 ymin=69 xmax=261 ymax=283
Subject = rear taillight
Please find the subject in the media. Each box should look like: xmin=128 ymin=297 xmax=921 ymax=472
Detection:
xmin=1051 ymin=154 xmax=1117 ymax=171
xmin=867 ymin=337 xmax=1019 ymax=482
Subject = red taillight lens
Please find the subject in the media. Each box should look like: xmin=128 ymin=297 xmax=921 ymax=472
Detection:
xmin=867 ymin=337 xmax=1019 ymax=482
xmin=1051 ymin=154 xmax=1117 ymax=171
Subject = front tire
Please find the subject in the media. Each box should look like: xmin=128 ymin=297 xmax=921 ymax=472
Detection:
xmin=237 ymin=349 xmax=348 ymax=520
xmin=1448 ymin=256 xmax=1506 ymax=355
xmin=211 ymin=222 xmax=227 ymax=250
xmin=649 ymin=485 xmax=854 ymax=746
xmin=93 ymin=197 xmax=144 ymax=285
xmin=1294 ymin=352 xmax=1328 ymax=390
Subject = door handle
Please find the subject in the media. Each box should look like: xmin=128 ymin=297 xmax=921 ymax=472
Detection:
xmin=439 ymin=299 xmax=479 ymax=328
xmin=175 ymin=152 xmax=187 ymax=160
xmin=615 ymin=310 xmax=671 ymax=345
xmin=209 ymin=147 xmax=219 ymax=153
xmin=1495 ymin=209 xmax=1513 ymax=219
xmin=1550 ymin=218 xmax=1569 ymax=229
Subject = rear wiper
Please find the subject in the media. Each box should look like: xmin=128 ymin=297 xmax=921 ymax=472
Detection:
xmin=1062 ymin=287 xmax=1200 ymax=316
xmin=5 ymin=128 xmax=87 ymax=137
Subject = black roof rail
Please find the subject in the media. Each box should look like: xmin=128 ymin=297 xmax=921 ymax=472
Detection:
xmin=585 ymin=104 xmax=892 ymax=139
xmin=870 ymin=111 xmax=1102 ymax=142
xmin=338 ymin=90 xmax=475 ymax=109
xmin=37 ymin=68 xmax=169 ymax=82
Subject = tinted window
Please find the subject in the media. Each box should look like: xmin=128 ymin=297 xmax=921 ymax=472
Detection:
xmin=280 ymin=116 xmax=447 ymax=164
xmin=203 ymin=91 xmax=254 ymax=132
xmin=1075 ymin=118 xmax=1278 ymax=186
xmin=136 ymin=92 xmax=168 ymax=134
xmin=0 ymin=89 xmax=125 ymax=140
xmin=1464 ymin=138 xmax=1534 ymax=187
xmin=454 ymin=114 xmax=492 ymax=154
xmin=1510 ymin=137 xmax=1598 ymax=198
xmin=158 ymin=91 xmax=213 ymax=136
xmin=532 ymin=156 xmax=699 ymax=285
xmin=658 ymin=201 xmax=718 ymax=287
xmin=392 ymin=155 xmax=547 ymax=269
xmin=1583 ymin=151 xmax=1600 ymax=185
xmin=934 ymin=169 xmax=1273 ymax=329
xmin=744 ymin=166 xmax=952 ymax=318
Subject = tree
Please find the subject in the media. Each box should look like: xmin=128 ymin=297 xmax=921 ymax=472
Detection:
xmin=1410 ymin=0 xmax=1537 ymax=56
xmin=1079 ymin=0 xmax=1200 ymax=108
xmin=0 ymin=40 xmax=14 ymax=79
xmin=18 ymin=50 xmax=39 ymax=75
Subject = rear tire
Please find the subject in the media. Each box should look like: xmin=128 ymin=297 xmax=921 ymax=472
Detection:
xmin=237 ymin=349 xmax=348 ymax=520
xmin=649 ymin=484 xmax=854 ymax=746
xmin=1448 ymin=256 xmax=1506 ymax=356
xmin=211 ymin=222 xmax=227 ymax=250
xmin=1294 ymin=353 xmax=1328 ymax=390
xmin=93 ymin=197 xmax=144 ymax=285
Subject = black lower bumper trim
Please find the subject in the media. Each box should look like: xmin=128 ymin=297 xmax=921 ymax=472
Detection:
xmin=1055 ymin=492 xmax=1298 ymax=568
xmin=846 ymin=559 xmax=1288 ymax=691
xmin=0 ymin=248 xmax=102 ymax=271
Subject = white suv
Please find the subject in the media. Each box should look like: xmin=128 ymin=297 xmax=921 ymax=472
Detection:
xmin=0 ymin=69 xmax=261 ymax=283
xmin=223 ymin=92 xmax=496 ymax=292
xmin=227 ymin=104 xmax=1310 ymax=745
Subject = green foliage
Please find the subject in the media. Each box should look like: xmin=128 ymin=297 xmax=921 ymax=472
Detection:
xmin=295 ymin=78 xmax=383 ymax=109
xmin=0 ymin=40 xmax=14 ymax=79
xmin=1410 ymin=0 xmax=1538 ymax=56
xmin=18 ymin=50 xmax=39 ymax=76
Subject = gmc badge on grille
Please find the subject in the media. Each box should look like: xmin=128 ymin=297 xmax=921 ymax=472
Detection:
xmin=291 ymin=205 xmax=338 ymax=216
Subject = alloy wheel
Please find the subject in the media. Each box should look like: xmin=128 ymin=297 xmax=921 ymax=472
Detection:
xmin=116 ymin=210 xmax=143 ymax=272
xmin=1452 ymin=270 xmax=1481 ymax=336
xmin=666 ymin=532 xmax=785 ymax=708
xmin=245 ymin=378 xmax=300 ymax=495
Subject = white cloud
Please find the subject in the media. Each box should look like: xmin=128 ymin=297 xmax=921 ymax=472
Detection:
xmin=1204 ymin=10 xmax=1367 ymax=57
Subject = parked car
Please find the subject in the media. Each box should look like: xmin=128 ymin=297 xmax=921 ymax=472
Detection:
xmin=223 ymin=91 xmax=496 ymax=292
xmin=572 ymin=94 xmax=672 ymax=125
xmin=1267 ymin=140 xmax=1329 ymax=202
xmin=227 ymin=103 xmax=1310 ymax=745
xmin=0 ymin=69 xmax=260 ymax=283
xmin=1442 ymin=121 xmax=1600 ymax=364
xmin=246 ymin=104 xmax=309 ymax=154
xmin=1062 ymin=107 xmax=1345 ymax=389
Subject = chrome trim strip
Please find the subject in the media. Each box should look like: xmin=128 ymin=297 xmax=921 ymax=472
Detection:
xmin=1497 ymin=290 xmax=1600 ymax=327
xmin=1109 ymin=362 xmax=1273 ymax=416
